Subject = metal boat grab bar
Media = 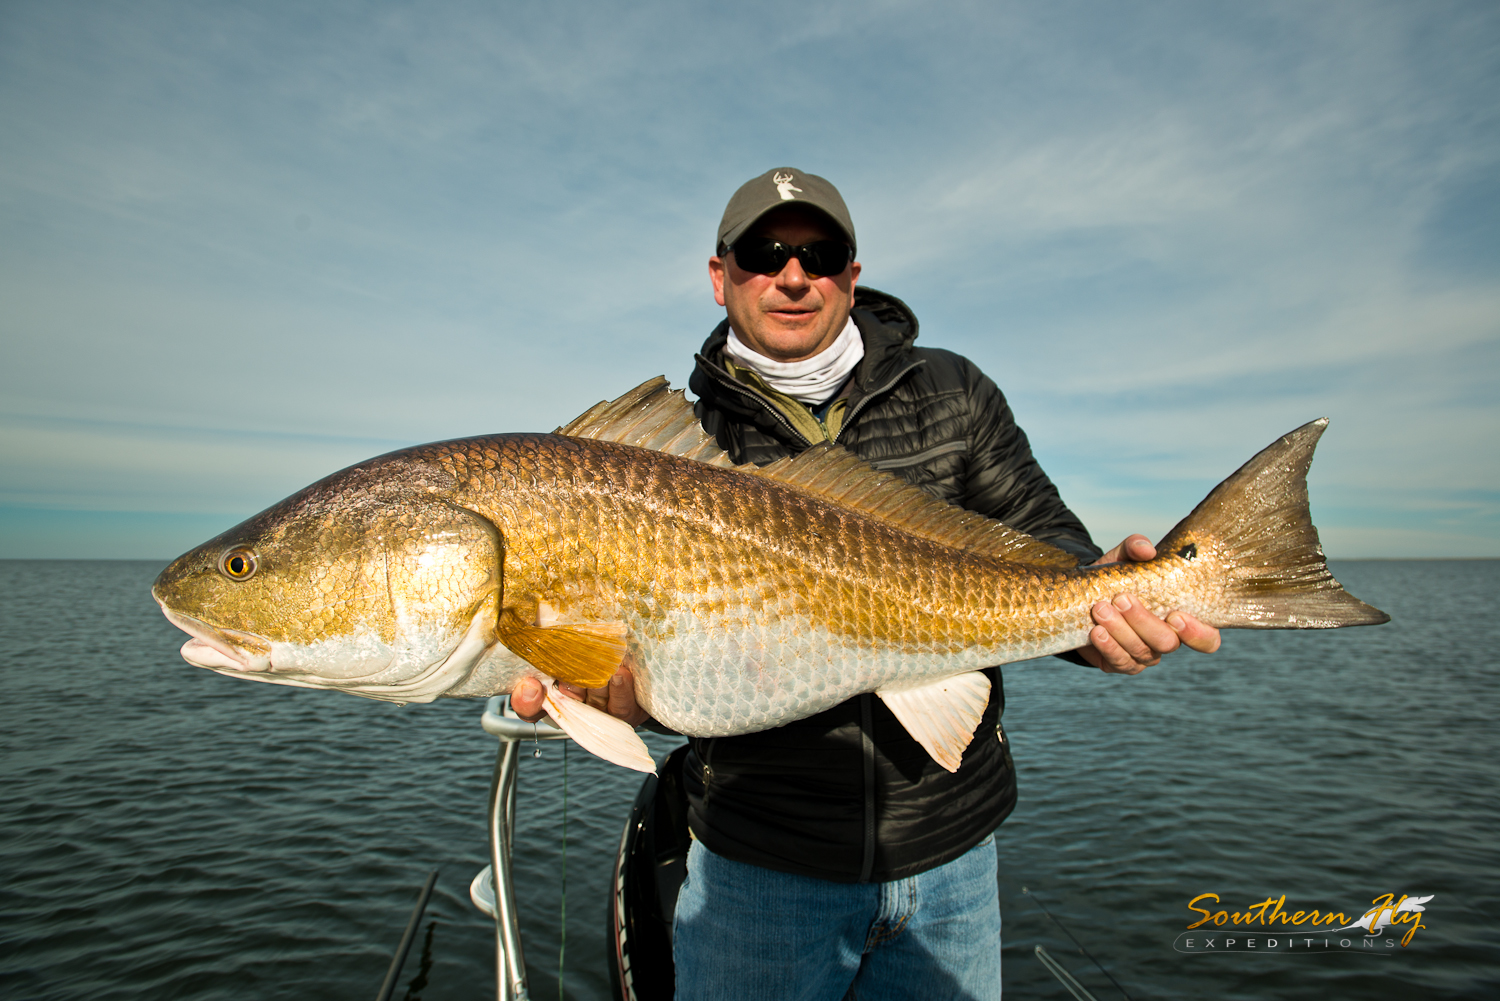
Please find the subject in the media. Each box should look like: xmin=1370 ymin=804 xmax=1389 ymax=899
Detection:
xmin=473 ymin=695 xmax=572 ymax=1001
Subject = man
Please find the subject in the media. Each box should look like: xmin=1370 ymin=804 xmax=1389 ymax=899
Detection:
xmin=514 ymin=168 xmax=1219 ymax=999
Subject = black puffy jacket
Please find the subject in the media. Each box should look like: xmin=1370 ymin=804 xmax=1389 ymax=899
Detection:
xmin=683 ymin=287 xmax=1101 ymax=883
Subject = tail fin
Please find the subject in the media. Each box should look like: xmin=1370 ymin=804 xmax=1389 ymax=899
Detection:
xmin=1157 ymin=419 xmax=1390 ymax=629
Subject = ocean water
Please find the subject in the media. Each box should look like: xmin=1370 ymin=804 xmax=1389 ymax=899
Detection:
xmin=0 ymin=559 xmax=1495 ymax=999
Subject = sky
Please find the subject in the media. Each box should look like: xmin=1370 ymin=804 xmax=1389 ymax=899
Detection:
xmin=1 ymin=0 xmax=1496 ymax=559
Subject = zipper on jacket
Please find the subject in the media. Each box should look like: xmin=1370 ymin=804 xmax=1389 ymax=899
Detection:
xmin=700 ymin=737 xmax=716 ymax=795
xmin=694 ymin=358 xmax=815 ymax=448
xmin=858 ymin=693 xmax=876 ymax=884
xmin=831 ymin=361 xmax=925 ymax=445
xmin=869 ymin=438 xmax=969 ymax=471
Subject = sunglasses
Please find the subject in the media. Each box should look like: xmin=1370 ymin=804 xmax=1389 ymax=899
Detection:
xmin=729 ymin=238 xmax=854 ymax=278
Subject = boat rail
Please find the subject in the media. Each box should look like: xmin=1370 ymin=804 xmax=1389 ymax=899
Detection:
xmin=470 ymin=695 xmax=573 ymax=1001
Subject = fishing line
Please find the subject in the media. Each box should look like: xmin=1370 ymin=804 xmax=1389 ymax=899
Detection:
xmin=559 ymin=739 xmax=568 ymax=1000
xmin=1021 ymin=886 xmax=1133 ymax=1001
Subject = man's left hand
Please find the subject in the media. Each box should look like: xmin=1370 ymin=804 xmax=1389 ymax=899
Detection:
xmin=1077 ymin=534 xmax=1222 ymax=674
xmin=509 ymin=658 xmax=651 ymax=727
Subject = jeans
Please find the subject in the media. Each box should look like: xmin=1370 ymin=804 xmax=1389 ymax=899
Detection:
xmin=672 ymin=836 xmax=1002 ymax=1001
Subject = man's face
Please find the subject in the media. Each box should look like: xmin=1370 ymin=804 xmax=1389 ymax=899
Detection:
xmin=709 ymin=206 xmax=861 ymax=363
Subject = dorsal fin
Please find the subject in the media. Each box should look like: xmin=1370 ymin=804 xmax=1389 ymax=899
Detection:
xmin=559 ymin=378 xmax=1078 ymax=567
xmin=555 ymin=376 xmax=739 ymax=468
xmin=753 ymin=445 xmax=1080 ymax=567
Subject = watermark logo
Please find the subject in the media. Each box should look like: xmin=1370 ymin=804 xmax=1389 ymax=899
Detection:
xmin=1174 ymin=892 xmax=1434 ymax=954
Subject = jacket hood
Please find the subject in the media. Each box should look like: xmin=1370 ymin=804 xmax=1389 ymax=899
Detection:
xmin=690 ymin=287 xmax=921 ymax=414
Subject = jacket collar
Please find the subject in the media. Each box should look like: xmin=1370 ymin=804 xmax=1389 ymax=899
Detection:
xmin=690 ymin=287 xmax=923 ymax=430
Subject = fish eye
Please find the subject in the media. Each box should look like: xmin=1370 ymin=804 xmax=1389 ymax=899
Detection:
xmin=218 ymin=547 xmax=258 ymax=581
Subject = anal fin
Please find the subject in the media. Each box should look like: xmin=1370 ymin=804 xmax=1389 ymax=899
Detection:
xmin=496 ymin=609 xmax=628 ymax=689
xmin=542 ymin=684 xmax=657 ymax=773
xmin=877 ymin=671 xmax=991 ymax=774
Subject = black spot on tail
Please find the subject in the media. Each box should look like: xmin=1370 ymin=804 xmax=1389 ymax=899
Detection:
xmin=1177 ymin=543 xmax=1197 ymax=560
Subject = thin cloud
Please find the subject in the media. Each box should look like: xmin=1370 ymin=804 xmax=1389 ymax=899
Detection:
xmin=0 ymin=1 xmax=1495 ymax=557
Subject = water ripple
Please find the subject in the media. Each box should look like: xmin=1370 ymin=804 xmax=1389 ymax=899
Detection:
xmin=2 ymin=560 xmax=1496 ymax=999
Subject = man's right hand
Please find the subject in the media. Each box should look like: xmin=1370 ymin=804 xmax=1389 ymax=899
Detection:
xmin=1077 ymin=534 xmax=1222 ymax=673
xmin=510 ymin=658 xmax=650 ymax=727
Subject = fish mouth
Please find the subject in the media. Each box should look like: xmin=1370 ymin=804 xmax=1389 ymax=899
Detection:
xmin=152 ymin=590 xmax=500 ymax=705
xmin=156 ymin=601 xmax=274 ymax=674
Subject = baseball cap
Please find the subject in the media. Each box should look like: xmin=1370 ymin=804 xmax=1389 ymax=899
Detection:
xmin=716 ymin=168 xmax=856 ymax=256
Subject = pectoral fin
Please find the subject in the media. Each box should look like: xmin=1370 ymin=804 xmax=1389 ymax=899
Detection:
xmin=877 ymin=672 xmax=991 ymax=774
xmin=496 ymin=609 xmax=629 ymax=689
xmin=541 ymin=684 xmax=657 ymax=773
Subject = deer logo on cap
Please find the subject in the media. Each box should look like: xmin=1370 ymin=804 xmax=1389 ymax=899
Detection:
xmin=773 ymin=171 xmax=802 ymax=201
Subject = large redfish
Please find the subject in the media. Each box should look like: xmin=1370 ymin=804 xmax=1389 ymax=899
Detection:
xmin=152 ymin=378 xmax=1388 ymax=773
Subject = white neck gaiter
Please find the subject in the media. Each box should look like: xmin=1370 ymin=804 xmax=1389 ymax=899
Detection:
xmin=723 ymin=317 xmax=864 ymax=404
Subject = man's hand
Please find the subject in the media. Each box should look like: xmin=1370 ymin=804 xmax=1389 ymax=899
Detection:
xmin=1077 ymin=534 xmax=1222 ymax=674
xmin=509 ymin=656 xmax=651 ymax=727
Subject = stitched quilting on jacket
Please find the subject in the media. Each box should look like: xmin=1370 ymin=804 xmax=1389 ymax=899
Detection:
xmin=683 ymin=287 xmax=1101 ymax=883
